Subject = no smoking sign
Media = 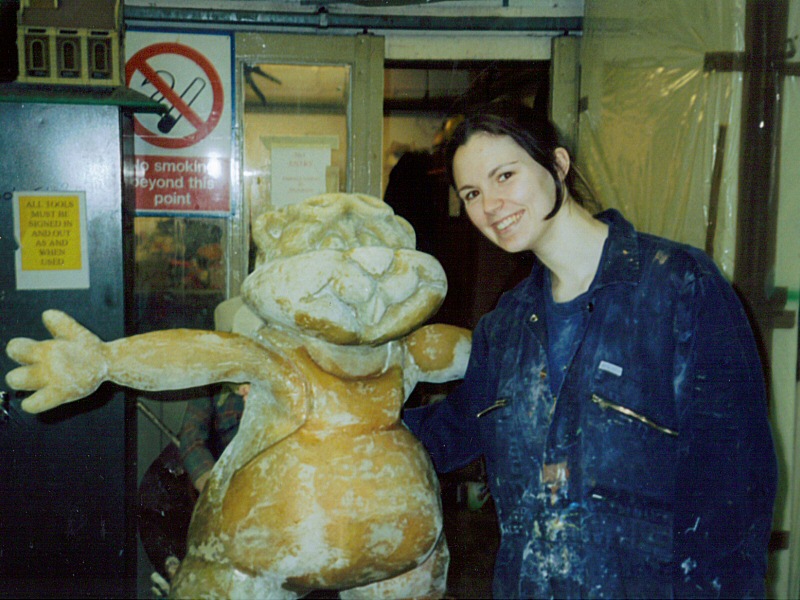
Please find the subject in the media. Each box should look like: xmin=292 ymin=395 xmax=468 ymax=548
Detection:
xmin=126 ymin=42 xmax=225 ymax=149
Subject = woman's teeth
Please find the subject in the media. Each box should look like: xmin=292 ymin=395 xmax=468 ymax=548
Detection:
xmin=496 ymin=213 xmax=521 ymax=232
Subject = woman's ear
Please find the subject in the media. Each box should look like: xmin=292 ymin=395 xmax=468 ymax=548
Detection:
xmin=554 ymin=147 xmax=571 ymax=181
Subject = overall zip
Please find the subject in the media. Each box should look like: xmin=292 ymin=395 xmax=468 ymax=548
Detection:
xmin=591 ymin=393 xmax=678 ymax=437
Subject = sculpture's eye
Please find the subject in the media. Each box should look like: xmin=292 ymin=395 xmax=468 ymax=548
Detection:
xmin=357 ymin=229 xmax=384 ymax=247
xmin=319 ymin=234 xmax=348 ymax=250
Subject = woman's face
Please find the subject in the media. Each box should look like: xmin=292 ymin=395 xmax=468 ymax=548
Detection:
xmin=452 ymin=132 xmax=564 ymax=254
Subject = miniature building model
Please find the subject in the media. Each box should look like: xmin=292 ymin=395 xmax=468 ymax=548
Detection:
xmin=17 ymin=0 xmax=123 ymax=86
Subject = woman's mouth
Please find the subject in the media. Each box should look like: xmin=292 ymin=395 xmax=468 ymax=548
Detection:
xmin=494 ymin=211 xmax=523 ymax=233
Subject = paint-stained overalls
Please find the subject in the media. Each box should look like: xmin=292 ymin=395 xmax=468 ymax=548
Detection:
xmin=404 ymin=209 xmax=777 ymax=598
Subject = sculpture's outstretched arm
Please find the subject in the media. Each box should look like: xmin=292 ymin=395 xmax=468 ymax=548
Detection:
xmin=5 ymin=309 xmax=280 ymax=414
xmin=402 ymin=324 xmax=471 ymax=399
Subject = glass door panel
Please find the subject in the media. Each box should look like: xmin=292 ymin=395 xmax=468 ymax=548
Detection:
xmin=132 ymin=216 xmax=226 ymax=331
xmin=233 ymin=32 xmax=384 ymax=290
xmin=243 ymin=63 xmax=350 ymax=220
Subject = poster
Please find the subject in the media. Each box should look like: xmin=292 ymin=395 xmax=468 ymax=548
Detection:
xmin=12 ymin=191 xmax=90 ymax=290
xmin=126 ymin=31 xmax=233 ymax=215
xmin=262 ymin=136 xmax=340 ymax=208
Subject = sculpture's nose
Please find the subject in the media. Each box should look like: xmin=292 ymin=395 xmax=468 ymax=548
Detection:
xmin=345 ymin=247 xmax=394 ymax=276
xmin=362 ymin=293 xmax=388 ymax=325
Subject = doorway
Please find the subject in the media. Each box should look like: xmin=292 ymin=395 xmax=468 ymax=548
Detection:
xmin=382 ymin=59 xmax=551 ymax=598
xmin=383 ymin=60 xmax=550 ymax=331
xmin=237 ymin=31 xmax=384 ymax=294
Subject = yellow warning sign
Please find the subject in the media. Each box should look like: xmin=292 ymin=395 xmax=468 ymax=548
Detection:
xmin=19 ymin=194 xmax=82 ymax=271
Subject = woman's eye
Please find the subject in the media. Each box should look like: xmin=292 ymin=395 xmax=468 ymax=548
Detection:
xmin=498 ymin=171 xmax=513 ymax=182
xmin=462 ymin=190 xmax=479 ymax=203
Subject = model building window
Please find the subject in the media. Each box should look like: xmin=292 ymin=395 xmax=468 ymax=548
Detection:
xmin=57 ymin=36 xmax=80 ymax=78
xmin=25 ymin=36 xmax=49 ymax=76
xmin=90 ymin=36 xmax=112 ymax=79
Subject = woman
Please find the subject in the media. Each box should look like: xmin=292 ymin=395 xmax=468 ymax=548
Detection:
xmin=403 ymin=102 xmax=777 ymax=598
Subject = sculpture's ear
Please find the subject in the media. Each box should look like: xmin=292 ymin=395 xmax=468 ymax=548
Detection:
xmin=231 ymin=304 xmax=266 ymax=338
xmin=214 ymin=296 xmax=265 ymax=339
xmin=251 ymin=210 xmax=289 ymax=264
xmin=214 ymin=296 xmax=245 ymax=332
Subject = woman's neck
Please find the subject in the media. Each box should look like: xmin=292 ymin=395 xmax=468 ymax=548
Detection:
xmin=538 ymin=203 xmax=608 ymax=303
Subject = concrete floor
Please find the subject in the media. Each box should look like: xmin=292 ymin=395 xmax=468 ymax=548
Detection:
xmin=441 ymin=501 xmax=500 ymax=599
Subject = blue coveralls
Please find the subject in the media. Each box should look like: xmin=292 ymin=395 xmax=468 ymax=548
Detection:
xmin=404 ymin=209 xmax=777 ymax=598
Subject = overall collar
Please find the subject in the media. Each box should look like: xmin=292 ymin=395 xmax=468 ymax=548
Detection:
xmin=510 ymin=208 xmax=641 ymax=306
xmin=591 ymin=208 xmax=641 ymax=290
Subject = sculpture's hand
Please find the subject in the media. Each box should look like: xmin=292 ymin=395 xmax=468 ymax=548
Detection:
xmin=5 ymin=310 xmax=109 ymax=413
xmin=149 ymin=555 xmax=179 ymax=597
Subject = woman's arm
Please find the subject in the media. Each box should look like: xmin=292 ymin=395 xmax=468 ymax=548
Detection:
xmin=671 ymin=269 xmax=777 ymax=597
xmin=403 ymin=321 xmax=488 ymax=474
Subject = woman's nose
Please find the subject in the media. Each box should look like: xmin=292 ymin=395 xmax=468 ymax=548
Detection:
xmin=482 ymin=189 xmax=503 ymax=213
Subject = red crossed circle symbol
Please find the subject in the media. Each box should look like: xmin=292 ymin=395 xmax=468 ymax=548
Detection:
xmin=126 ymin=43 xmax=224 ymax=149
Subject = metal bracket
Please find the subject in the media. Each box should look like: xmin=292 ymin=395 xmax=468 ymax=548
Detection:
xmin=767 ymin=287 xmax=797 ymax=330
xmin=704 ymin=37 xmax=800 ymax=75
xmin=703 ymin=51 xmax=748 ymax=73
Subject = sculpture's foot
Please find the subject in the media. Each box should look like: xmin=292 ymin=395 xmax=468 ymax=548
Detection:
xmin=339 ymin=534 xmax=450 ymax=600
xmin=169 ymin=554 xmax=299 ymax=600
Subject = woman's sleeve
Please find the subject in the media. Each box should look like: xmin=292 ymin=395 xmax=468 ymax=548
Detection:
xmin=178 ymin=395 xmax=217 ymax=487
xmin=403 ymin=319 xmax=492 ymax=474
xmin=671 ymin=265 xmax=778 ymax=598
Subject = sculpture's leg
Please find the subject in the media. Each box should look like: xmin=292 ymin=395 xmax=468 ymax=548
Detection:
xmin=339 ymin=534 xmax=450 ymax=600
xmin=168 ymin=554 xmax=230 ymax=599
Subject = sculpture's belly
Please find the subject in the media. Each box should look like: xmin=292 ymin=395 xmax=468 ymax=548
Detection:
xmin=219 ymin=425 xmax=441 ymax=590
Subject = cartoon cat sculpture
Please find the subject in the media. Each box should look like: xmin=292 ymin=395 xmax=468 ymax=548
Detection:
xmin=5 ymin=193 xmax=472 ymax=599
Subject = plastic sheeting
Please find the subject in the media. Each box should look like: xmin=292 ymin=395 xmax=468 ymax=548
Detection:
xmin=577 ymin=0 xmax=745 ymax=278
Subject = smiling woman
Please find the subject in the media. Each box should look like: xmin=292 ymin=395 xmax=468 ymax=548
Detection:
xmin=403 ymin=101 xmax=778 ymax=599
xmin=451 ymin=133 xmax=567 ymax=255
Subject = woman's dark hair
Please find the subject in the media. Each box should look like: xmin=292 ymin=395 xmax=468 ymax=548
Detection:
xmin=443 ymin=101 xmax=598 ymax=219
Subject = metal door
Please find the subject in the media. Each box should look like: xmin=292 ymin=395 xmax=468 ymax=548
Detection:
xmin=0 ymin=102 xmax=135 ymax=598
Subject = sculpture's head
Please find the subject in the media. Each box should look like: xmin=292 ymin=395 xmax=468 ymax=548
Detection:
xmin=241 ymin=193 xmax=447 ymax=345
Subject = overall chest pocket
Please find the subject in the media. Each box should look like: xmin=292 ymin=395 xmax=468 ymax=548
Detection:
xmin=476 ymin=373 xmax=549 ymax=496
xmin=476 ymin=395 xmax=527 ymax=485
xmin=584 ymin=371 xmax=679 ymax=506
